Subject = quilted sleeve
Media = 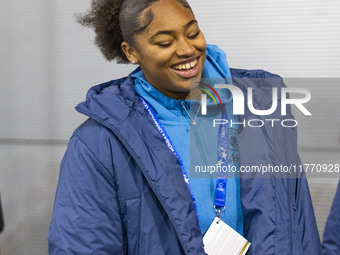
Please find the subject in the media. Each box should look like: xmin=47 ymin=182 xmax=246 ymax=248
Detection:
xmin=48 ymin=136 xmax=125 ymax=255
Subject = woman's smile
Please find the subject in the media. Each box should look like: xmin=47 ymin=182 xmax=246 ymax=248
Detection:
xmin=171 ymin=56 xmax=200 ymax=79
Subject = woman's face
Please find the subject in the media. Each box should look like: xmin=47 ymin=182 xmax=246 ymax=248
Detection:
xmin=124 ymin=0 xmax=207 ymax=99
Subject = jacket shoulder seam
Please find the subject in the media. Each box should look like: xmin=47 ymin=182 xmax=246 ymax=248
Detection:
xmin=71 ymin=134 xmax=114 ymax=179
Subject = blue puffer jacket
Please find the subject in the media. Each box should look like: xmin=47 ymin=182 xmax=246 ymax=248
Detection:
xmin=48 ymin=68 xmax=321 ymax=254
xmin=322 ymin=181 xmax=340 ymax=254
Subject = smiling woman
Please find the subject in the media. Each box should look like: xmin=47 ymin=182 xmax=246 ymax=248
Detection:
xmin=121 ymin=1 xmax=206 ymax=99
xmin=48 ymin=0 xmax=321 ymax=254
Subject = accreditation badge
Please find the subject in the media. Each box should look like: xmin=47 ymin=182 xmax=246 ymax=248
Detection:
xmin=203 ymin=217 xmax=251 ymax=255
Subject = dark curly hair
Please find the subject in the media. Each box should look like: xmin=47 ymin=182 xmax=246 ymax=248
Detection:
xmin=77 ymin=0 xmax=192 ymax=63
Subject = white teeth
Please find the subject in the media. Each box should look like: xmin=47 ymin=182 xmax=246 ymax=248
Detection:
xmin=173 ymin=59 xmax=198 ymax=71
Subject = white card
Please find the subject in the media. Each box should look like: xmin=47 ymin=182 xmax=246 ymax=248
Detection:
xmin=203 ymin=217 xmax=251 ymax=255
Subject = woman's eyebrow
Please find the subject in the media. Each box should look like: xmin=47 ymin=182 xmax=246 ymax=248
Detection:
xmin=184 ymin=19 xmax=197 ymax=30
xmin=150 ymin=19 xmax=198 ymax=40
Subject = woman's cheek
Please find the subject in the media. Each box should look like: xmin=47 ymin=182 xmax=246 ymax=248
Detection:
xmin=157 ymin=52 xmax=176 ymax=67
xmin=199 ymin=37 xmax=207 ymax=51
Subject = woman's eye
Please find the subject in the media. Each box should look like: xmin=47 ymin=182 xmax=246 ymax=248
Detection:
xmin=188 ymin=31 xmax=200 ymax=39
xmin=158 ymin=42 xmax=173 ymax=48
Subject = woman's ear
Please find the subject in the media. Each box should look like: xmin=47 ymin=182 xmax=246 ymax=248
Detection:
xmin=121 ymin=42 xmax=138 ymax=64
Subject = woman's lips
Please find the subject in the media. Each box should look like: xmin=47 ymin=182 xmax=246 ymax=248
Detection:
xmin=171 ymin=57 xmax=200 ymax=79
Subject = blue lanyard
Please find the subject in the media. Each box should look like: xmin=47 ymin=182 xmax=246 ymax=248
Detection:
xmin=140 ymin=98 xmax=199 ymax=214
xmin=215 ymin=108 xmax=228 ymax=213
xmin=140 ymin=97 xmax=228 ymax=221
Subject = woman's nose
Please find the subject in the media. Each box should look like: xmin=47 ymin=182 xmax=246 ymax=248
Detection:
xmin=175 ymin=38 xmax=195 ymax=57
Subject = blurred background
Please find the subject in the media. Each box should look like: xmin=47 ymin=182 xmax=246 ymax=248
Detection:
xmin=0 ymin=0 xmax=339 ymax=254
